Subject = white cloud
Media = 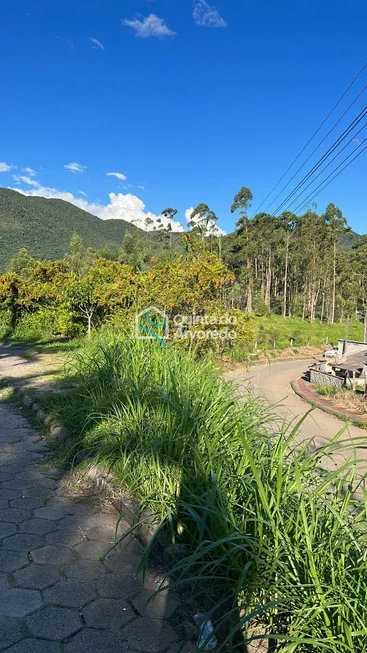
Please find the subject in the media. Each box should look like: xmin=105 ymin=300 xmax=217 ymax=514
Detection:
xmin=207 ymin=221 xmax=226 ymax=236
xmin=10 ymin=184 xmax=184 ymax=232
xmin=12 ymin=175 xmax=40 ymax=187
xmin=185 ymin=207 xmax=195 ymax=224
xmin=90 ymin=37 xmax=104 ymax=51
xmin=122 ymin=14 xmax=176 ymax=38
xmin=0 ymin=162 xmax=15 ymax=173
xmin=64 ymin=162 xmax=87 ymax=174
xmin=106 ymin=171 xmax=127 ymax=181
xmin=185 ymin=207 xmax=226 ymax=236
xmin=193 ymin=1 xmax=227 ymax=27
xmin=23 ymin=167 xmax=36 ymax=176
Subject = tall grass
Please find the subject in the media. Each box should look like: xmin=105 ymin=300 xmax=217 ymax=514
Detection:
xmin=52 ymin=330 xmax=367 ymax=651
xmin=254 ymin=315 xmax=364 ymax=350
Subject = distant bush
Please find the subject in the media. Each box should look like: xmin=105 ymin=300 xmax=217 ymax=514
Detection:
xmin=12 ymin=308 xmax=82 ymax=340
xmin=315 ymin=383 xmax=338 ymax=397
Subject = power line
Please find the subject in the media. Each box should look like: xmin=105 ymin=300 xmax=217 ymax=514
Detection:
xmin=288 ymin=122 xmax=367 ymax=209
xmin=292 ymin=137 xmax=367 ymax=215
xmin=282 ymin=120 xmax=367 ymax=212
xmin=250 ymin=60 xmax=367 ymax=217
xmin=266 ymin=92 xmax=367 ymax=215
xmin=271 ymin=106 xmax=367 ymax=215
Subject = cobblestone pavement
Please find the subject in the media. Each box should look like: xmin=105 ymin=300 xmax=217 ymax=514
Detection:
xmin=0 ymin=403 xmax=182 ymax=653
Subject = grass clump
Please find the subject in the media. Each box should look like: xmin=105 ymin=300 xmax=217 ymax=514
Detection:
xmin=315 ymin=383 xmax=338 ymax=397
xmin=48 ymin=330 xmax=367 ymax=651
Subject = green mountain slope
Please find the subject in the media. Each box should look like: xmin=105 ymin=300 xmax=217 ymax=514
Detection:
xmin=338 ymin=230 xmax=360 ymax=250
xmin=0 ymin=188 xmax=139 ymax=270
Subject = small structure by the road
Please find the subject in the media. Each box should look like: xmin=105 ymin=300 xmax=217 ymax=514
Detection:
xmin=310 ymin=339 xmax=367 ymax=392
xmin=331 ymin=348 xmax=367 ymax=392
xmin=337 ymin=338 xmax=367 ymax=359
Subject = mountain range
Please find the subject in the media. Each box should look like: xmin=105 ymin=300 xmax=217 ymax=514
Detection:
xmin=0 ymin=187 xmax=361 ymax=271
xmin=0 ymin=188 xmax=138 ymax=270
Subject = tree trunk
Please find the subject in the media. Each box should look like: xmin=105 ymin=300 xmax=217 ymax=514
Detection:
xmin=87 ymin=314 xmax=92 ymax=339
xmin=282 ymin=238 xmax=289 ymax=318
xmin=265 ymin=251 xmax=271 ymax=309
xmin=331 ymin=239 xmax=336 ymax=324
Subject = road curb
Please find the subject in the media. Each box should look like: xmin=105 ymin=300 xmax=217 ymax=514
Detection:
xmin=14 ymin=385 xmax=168 ymax=552
xmin=291 ymin=378 xmax=367 ymax=430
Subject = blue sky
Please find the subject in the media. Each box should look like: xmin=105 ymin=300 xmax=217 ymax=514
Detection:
xmin=1 ymin=0 xmax=366 ymax=234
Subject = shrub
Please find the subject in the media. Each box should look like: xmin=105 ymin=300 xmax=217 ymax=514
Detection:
xmin=315 ymin=383 xmax=338 ymax=397
xmin=46 ymin=332 xmax=367 ymax=651
xmin=12 ymin=307 xmax=81 ymax=340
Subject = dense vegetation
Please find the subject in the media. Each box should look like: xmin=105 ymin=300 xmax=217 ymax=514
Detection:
xmin=223 ymin=189 xmax=363 ymax=324
xmin=0 ymin=188 xmax=137 ymax=270
xmin=2 ymin=186 xmax=367 ymax=650
xmin=39 ymin=331 xmax=367 ymax=651
xmin=1 ymin=186 xmax=364 ymax=329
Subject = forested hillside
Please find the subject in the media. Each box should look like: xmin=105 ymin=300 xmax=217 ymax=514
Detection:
xmin=0 ymin=188 xmax=137 ymax=270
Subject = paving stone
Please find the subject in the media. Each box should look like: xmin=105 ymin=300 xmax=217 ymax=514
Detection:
xmin=94 ymin=572 xmax=143 ymax=599
xmin=57 ymin=516 xmax=89 ymax=530
xmin=44 ymin=580 xmax=97 ymax=608
xmin=46 ymin=529 xmax=87 ymax=547
xmin=10 ymin=497 xmax=45 ymax=510
xmin=86 ymin=512 xmax=120 ymax=528
xmin=2 ymin=479 xmax=35 ymax=490
xmin=0 ymin=571 xmax=10 ymax=590
xmin=0 ymin=466 xmax=26 ymax=475
xmin=14 ymin=563 xmax=61 ymax=590
xmin=63 ymin=559 xmax=107 ymax=582
xmin=5 ymin=638 xmax=62 ymax=652
xmin=74 ymin=539 xmax=109 ymax=560
xmin=0 ymin=471 xmax=16 ymax=481
xmin=19 ymin=487 xmax=53 ymax=500
xmin=84 ymin=525 xmax=119 ymax=542
xmin=0 ymin=615 xmax=23 ymax=650
xmin=123 ymin=616 xmax=179 ymax=652
xmin=82 ymin=597 xmax=135 ymax=629
xmin=31 ymin=544 xmax=75 ymax=566
xmin=65 ymin=628 xmax=129 ymax=653
xmin=0 ymin=489 xmax=23 ymax=500
xmin=3 ymin=533 xmax=45 ymax=551
xmin=0 ymin=521 xmax=17 ymax=539
xmin=132 ymin=589 xmax=179 ymax=619
xmin=0 ymin=507 xmax=32 ymax=522
xmin=0 ymin=588 xmax=42 ymax=617
xmin=26 ymin=605 xmax=82 ymax=641
xmin=20 ymin=518 xmax=58 ymax=535
xmin=33 ymin=505 xmax=70 ymax=520
xmin=0 ymin=550 xmax=29 ymax=572
xmin=35 ymin=477 xmax=58 ymax=489
xmin=0 ymin=498 xmax=10 ymax=509
xmin=104 ymin=552 xmax=142 ymax=574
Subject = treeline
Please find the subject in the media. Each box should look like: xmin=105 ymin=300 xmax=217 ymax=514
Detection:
xmin=0 ymin=235 xmax=244 ymax=345
xmin=1 ymin=186 xmax=366 ymax=343
xmin=223 ymin=188 xmax=365 ymax=323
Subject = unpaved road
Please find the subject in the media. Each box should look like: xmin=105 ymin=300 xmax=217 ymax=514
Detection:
xmin=226 ymin=359 xmax=367 ymax=473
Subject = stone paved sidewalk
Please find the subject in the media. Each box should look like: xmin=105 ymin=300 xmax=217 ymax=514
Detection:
xmin=0 ymin=403 xmax=182 ymax=653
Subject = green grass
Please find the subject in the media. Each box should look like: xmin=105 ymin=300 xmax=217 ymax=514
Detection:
xmin=38 ymin=329 xmax=367 ymax=651
xmin=315 ymin=384 xmax=338 ymax=397
xmin=254 ymin=315 xmax=364 ymax=350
